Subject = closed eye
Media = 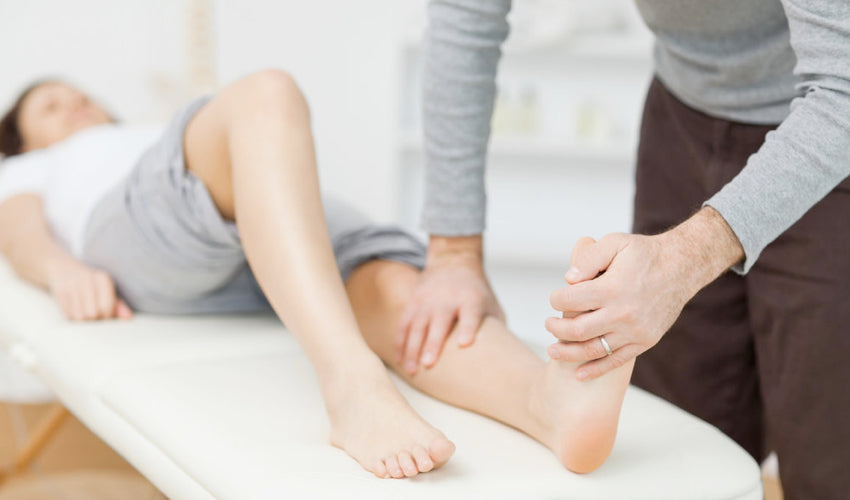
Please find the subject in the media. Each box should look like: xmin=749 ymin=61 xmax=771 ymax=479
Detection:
xmin=42 ymin=99 xmax=58 ymax=114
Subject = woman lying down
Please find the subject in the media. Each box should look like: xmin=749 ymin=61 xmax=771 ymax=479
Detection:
xmin=0 ymin=70 xmax=633 ymax=478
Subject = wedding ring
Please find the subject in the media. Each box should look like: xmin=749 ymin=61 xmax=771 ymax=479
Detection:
xmin=599 ymin=336 xmax=613 ymax=356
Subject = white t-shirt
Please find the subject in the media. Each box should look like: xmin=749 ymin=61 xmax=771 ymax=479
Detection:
xmin=0 ymin=123 xmax=165 ymax=256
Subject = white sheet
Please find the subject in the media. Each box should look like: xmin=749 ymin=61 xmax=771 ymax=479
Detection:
xmin=0 ymin=258 xmax=763 ymax=499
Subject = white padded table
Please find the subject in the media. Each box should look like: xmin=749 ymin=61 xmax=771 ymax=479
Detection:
xmin=0 ymin=259 xmax=762 ymax=499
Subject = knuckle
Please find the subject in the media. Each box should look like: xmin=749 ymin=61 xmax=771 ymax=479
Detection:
xmin=602 ymin=281 xmax=622 ymax=298
xmin=619 ymin=306 xmax=637 ymax=324
xmin=546 ymin=318 xmax=566 ymax=338
xmin=609 ymin=352 xmax=627 ymax=368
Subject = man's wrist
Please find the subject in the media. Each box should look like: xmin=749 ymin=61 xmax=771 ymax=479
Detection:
xmin=660 ymin=207 xmax=745 ymax=297
xmin=427 ymin=235 xmax=484 ymax=269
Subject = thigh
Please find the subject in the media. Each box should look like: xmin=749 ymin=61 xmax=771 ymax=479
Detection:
xmin=747 ymin=177 xmax=850 ymax=499
xmin=82 ymin=97 xmax=264 ymax=314
xmin=631 ymin=77 xmax=764 ymax=459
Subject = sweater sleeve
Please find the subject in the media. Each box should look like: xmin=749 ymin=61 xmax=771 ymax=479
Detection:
xmin=420 ymin=0 xmax=512 ymax=236
xmin=704 ymin=0 xmax=850 ymax=273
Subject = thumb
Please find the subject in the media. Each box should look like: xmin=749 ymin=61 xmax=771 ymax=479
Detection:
xmin=565 ymin=234 xmax=622 ymax=284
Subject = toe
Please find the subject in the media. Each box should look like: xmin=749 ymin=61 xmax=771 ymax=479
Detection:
xmin=373 ymin=459 xmax=389 ymax=479
xmin=385 ymin=455 xmax=404 ymax=479
xmin=428 ymin=436 xmax=456 ymax=468
xmin=398 ymin=451 xmax=418 ymax=477
xmin=412 ymin=445 xmax=434 ymax=472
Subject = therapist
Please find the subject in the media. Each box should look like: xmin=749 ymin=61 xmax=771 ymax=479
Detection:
xmin=396 ymin=1 xmax=850 ymax=498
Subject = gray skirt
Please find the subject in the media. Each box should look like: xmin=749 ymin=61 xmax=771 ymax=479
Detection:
xmin=80 ymin=96 xmax=425 ymax=314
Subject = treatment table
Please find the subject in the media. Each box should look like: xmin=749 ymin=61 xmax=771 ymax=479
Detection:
xmin=0 ymin=258 xmax=763 ymax=499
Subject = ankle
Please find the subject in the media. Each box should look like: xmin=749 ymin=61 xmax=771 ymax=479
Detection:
xmin=319 ymin=357 xmax=392 ymax=410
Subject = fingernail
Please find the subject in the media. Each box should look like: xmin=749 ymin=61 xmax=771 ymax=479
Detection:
xmin=576 ymin=370 xmax=588 ymax=381
xmin=421 ymin=352 xmax=435 ymax=365
xmin=548 ymin=346 xmax=560 ymax=359
xmin=457 ymin=334 xmax=471 ymax=346
xmin=405 ymin=361 xmax=417 ymax=374
xmin=566 ymin=267 xmax=581 ymax=281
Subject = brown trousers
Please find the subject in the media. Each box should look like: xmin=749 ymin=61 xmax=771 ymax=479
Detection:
xmin=631 ymin=78 xmax=850 ymax=500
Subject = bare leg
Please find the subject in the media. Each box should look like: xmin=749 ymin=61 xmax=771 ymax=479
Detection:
xmin=346 ymin=260 xmax=634 ymax=474
xmin=182 ymin=70 xmax=453 ymax=478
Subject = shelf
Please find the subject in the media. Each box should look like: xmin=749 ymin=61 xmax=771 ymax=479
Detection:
xmin=399 ymin=133 xmax=636 ymax=166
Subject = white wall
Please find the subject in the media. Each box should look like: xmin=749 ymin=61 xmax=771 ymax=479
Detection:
xmin=1 ymin=0 xmax=412 ymax=220
xmin=214 ymin=0 xmax=413 ymax=221
xmin=0 ymin=0 xmax=186 ymax=122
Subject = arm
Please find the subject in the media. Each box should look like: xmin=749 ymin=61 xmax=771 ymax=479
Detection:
xmin=0 ymin=194 xmax=131 ymax=320
xmin=397 ymin=0 xmax=512 ymax=374
xmin=421 ymin=0 xmax=511 ymax=235
xmin=704 ymin=0 xmax=850 ymax=273
xmin=548 ymin=0 xmax=850 ymax=379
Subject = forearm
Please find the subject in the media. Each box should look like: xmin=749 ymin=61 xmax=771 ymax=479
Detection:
xmin=706 ymin=1 xmax=850 ymax=273
xmin=421 ymin=0 xmax=511 ymax=235
xmin=0 ymin=195 xmax=75 ymax=289
xmin=659 ymin=207 xmax=744 ymax=298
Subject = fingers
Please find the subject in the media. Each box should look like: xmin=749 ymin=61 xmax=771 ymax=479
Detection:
xmin=56 ymin=290 xmax=74 ymax=321
xmin=565 ymin=234 xmax=626 ymax=284
xmin=567 ymin=236 xmax=596 ymax=281
xmin=395 ymin=302 xmax=417 ymax=363
xmin=420 ymin=313 xmax=454 ymax=368
xmin=402 ymin=314 xmax=429 ymax=374
xmin=67 ymin=289 xmax=83 ymax=321
xmin=115 ymin=299 xmax=133 ymax=320
xmin=574 ymin=343 xmax=642 ymax=381
xmin=545 ymin=309 xmax=610 ymax=342
xmin=396 ymin=261 xmax=501 ymax=373
xmin=51 ymin=270 xmax=127 ymax=322
xmin=93 ymin=272 xmax=116 ymax=318
xmin=549 ymin=281 xmax=603 ymax=314
xmin=454 ymin=302 xmax=483 ymax=347
xmin=547 ymin=333 xmax=625 ymax=362
xmin=79 ymin=277 xmax=98 ymax=319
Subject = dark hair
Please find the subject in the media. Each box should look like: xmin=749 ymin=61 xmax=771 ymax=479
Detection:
xmin=0 ymin=80 xmax=54 ymax=159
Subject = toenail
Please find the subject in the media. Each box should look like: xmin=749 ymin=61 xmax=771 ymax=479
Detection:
xmin=548 ymin=346 xmax=560 ymax=359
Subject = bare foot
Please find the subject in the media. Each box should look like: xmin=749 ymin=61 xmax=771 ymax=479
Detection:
xmin=527 ymin=358 xmax=633 ymax=473
xmin=326 ymin=368 xmax=455 ymax=479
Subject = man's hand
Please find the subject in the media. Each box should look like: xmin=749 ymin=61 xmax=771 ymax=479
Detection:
xmin=546 ymin=207 xmax=744 ymax=380
xmin=46 ymin=259 xmax=133 ymax=321
xmin=397 ymin=235 xmax=505 ymax=374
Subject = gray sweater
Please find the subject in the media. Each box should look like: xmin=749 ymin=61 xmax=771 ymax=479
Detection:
xmin=421 ymin=0 xmax=850 ymax=273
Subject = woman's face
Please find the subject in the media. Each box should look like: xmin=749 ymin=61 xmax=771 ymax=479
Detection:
xmin=17 ymin=82 xmax=113 ymax=152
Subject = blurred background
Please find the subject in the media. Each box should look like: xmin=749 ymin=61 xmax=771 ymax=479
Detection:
xmin=0 ymin=0 xmax=653 ymax=344
xmin=8 ymin=1 xmax=776 ymax=499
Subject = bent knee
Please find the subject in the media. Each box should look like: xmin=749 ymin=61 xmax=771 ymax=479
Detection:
xmin=231 ymin=68 xmax=308 ymax=115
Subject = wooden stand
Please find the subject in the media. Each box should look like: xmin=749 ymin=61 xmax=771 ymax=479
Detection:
xmin=0 ymin=403 xmax=69 ymax=486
